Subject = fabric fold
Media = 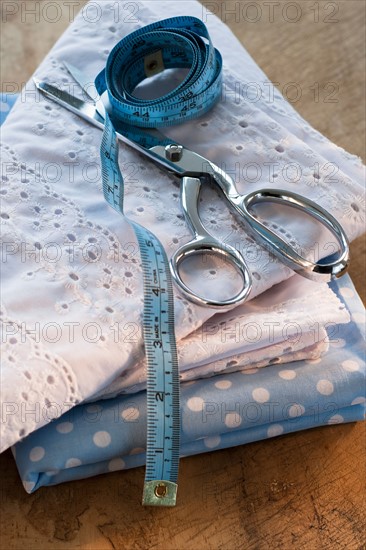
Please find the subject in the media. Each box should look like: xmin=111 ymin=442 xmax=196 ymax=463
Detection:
xmin=90 ymin=276 xmax=350 ymax=400
xmin=12 ymin=275 xmax=365 ymax=494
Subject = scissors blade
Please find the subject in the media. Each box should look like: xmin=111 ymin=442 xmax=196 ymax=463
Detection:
xmin=33 ymin=78 xmax=188 ymax=174
xmin=62 ymin=62 xmax=108 ymax=122
xmin=63 ymin=61 xmax=99 ymax=102
xmin=33 ymin=79 xmax=229 ymax=185
xmin=33 ymin=78 xmax=105 ymax=127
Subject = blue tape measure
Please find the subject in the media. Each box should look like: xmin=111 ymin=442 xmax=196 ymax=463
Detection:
xmin=95 ymin=16 xmax=222 ymax=129
xmin=98 ymin=16 xmax=222 ymax=506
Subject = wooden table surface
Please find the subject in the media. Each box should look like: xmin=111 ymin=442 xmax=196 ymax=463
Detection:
xmin=1 ymin=1 xmax=365 ymax=548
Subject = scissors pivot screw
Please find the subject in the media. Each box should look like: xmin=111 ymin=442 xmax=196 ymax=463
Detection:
xmin=165 ymin=144 xmax=183 ymax=162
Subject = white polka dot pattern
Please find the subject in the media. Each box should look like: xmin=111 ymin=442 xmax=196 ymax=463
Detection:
xmin=29 ymin=447 xmax=45 ymax=462
xmin=316 ymin=380 xmax=334 ymax=396
xmin=252 ymin=388 xmax=270 ymax=403
xmin=93 ymin=431 xmax=111 ymax=448
xmin=288 ymin=404 xmax=305 ymax=418
xmin=0 ymin=101 xmax=10 ymax=113
xmin=214 ymin=380 xmax=232 ymax=390
xmin=108 ymin=458 xmax=126 ymax=471
xmin=340 ymin=287 xmax=354 ymax=299
xmin=187 ymin=397 xmax=205 ymax=412
xmin=278 ymin=370 xmax=296 ymax=380
xmin=225 ymin=412 xmax=242 ymax=428
xmin=267 ymin=424 xmax=284 ymax=437
xmin=342 ymin=360 xmax=360 ymax=372
xmin=56 ymin=422 xmax=74 ymax=434
xmin=65 ymin=458 xmax=82 ymax=468
xmin=327 ymin=414 xmax=344 ymax=424
xmin=121 ymin=407 xmax=140 ymax=421
xmin=204 ymin=436 xmax=221 ymax=449
xmin=351 ymin=397 xmax=366 ymax=405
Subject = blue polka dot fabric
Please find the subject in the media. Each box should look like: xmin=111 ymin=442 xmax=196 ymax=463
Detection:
xmin=0 ymin=93 xmax=18 ymax=126
xmin=12 ymin=275 xmax=365 ymax=493
xmin=1 ymin=93 xmax=365 ymax=493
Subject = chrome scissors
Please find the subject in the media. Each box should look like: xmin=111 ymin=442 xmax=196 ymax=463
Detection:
xmin=34 ymin=67 xmax=349 ymax=309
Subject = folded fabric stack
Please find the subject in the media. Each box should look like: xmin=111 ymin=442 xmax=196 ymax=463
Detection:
xmin=1 ymin=0 xmax=365 ymax=494
xmin=11 ymin=274 xmax=366 ymax=493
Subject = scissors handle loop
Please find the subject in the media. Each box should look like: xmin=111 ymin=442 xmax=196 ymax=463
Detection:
xmin=170 ymin=238 xmax=252 ymax=309
xmin=241 ymin=189 xmax=350 ymax=282
xmin=170 ymin=177 xmax=252 ymax=308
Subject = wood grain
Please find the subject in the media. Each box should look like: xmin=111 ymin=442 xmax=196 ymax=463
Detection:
xmin=0 ymin=1 xmax=365 ymax=548
xmin=1 ymin=422 xmax=365 ymax=549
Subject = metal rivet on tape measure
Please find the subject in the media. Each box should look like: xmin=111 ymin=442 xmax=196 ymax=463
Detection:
xmin=144 ymin=50 xmax=165 ymax=77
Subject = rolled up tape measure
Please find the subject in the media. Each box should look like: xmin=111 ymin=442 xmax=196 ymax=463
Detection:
xmin=98 ymin=16 xmax=223 ymax=506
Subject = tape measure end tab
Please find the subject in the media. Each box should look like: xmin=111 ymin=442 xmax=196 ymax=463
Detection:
xmin=142 ymin=480 xmax=178 ymax=507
